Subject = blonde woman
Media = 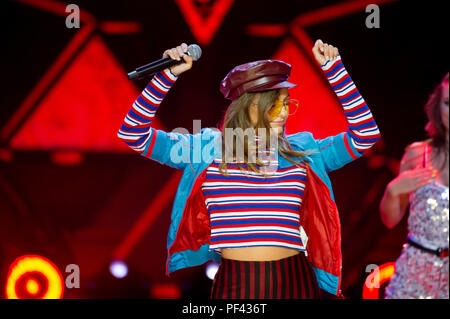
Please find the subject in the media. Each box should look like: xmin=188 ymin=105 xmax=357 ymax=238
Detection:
xmin=118 ymin=40 xmax=380 ymax=298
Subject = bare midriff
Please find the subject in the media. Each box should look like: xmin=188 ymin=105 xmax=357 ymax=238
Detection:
xmin=220 ymin=246 xmax=301 ymax=261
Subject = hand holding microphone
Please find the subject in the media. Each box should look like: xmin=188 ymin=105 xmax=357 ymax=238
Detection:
xmin=128 ymin=43 xmax=202 ymax=80
xmin=163 ymin=43 xmax=194 ymax=76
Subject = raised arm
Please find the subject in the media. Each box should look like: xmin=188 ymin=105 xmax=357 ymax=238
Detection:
xmin=312 ymin=40 xmax=381 ymax=171
xmin=117 ymin=43 xmax=197 ymax=169
xmin=379 ymin=142 xmax=435 ymax=228
xmin=118 ymin=68 xmax=178 ymax=152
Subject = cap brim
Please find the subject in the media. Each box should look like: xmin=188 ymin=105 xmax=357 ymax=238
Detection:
xmin=248 ymin=81 xmax=297 ymax=93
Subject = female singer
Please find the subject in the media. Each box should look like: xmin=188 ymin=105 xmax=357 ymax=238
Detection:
xmin=380 ymin=73 xmax=449 ymax=299
xmin=118 ymin=40 xmax=380 ymax=299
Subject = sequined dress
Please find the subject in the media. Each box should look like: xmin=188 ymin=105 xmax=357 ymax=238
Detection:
xmin=385 ymin=146 xmax=449 ymax=299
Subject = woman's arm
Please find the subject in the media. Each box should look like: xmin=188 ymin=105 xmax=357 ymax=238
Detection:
xmin=117 ymin=69 xmax=179 ymax=153
xmin=117 ymin=44 xmax=197 ymax=170
xmin=379 ymin=143 xmax=434 ymax=228
xmin=311 ymin=40 xmax=381 ymax=172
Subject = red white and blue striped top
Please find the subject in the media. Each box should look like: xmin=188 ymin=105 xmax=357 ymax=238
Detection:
xmin=200 ymin=55 xmax=381 ymax=252
xmin=323 ymin=56 xmax=381 ymax=155
xmin=117 ymin=56 xmax=381 ymax=252
xmin=117 ymin=68 xmax=178 ymax=155
xmin=202 ymin=158 xmax=309 ymax=251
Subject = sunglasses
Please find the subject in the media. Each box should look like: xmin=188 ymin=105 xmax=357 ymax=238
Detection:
xmin=267 ymin=99 xmax=300 ymax=120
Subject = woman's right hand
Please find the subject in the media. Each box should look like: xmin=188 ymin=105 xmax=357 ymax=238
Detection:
xmin=387 ymin=167 xmax=435 ymax=196
xmin=163 ymin=43 xmax=193 ymax=76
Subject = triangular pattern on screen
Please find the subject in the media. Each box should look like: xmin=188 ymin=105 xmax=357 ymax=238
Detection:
xmin=11 ymin=36 xmax=165 ymax=152
xmin=174 ymin=0 xmax=234 ymax=46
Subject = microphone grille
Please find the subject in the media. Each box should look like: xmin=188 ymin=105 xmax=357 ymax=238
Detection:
xmin=187 ymin=44 xmax=202 ymax=61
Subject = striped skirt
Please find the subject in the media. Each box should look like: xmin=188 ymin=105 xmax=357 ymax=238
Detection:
xmin=210 ymin=252 xmax=321 ymax=299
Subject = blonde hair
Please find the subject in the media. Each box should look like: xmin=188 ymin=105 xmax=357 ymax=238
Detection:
xmin=218 ymin=89 xmax=311 ymax=175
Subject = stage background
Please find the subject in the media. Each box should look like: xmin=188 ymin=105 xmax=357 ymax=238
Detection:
xmin=0 ymin=0 xmax=448 ymax=299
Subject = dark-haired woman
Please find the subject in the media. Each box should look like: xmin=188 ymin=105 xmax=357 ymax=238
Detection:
xmin=118 ymin=40 xmax=380 ymax=298
xmin=380 ymin=73 xmax=449 ymax=299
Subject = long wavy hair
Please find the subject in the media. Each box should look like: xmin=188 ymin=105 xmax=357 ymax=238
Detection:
xmin=424 ymin=72 xmax=449 ymax=169
xmin=218 ymin=89 xmax=311 ymax=175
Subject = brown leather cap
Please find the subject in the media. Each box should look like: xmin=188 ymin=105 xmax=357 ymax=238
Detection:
xmin=220 ymin=59 xmax=296 ymax=100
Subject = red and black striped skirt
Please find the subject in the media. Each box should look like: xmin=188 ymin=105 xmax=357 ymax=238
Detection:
xmin=210 ymin=252 xmax=321 ymax=299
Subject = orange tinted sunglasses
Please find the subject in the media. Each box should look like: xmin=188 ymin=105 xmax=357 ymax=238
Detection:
xmin=267 ymin=99 xmax=299 ymax=119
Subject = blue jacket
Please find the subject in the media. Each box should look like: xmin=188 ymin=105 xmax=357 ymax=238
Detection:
xmin=142 ymin=126 xmax=363 ymax=296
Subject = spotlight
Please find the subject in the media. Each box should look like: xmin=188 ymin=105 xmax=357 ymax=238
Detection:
xmin=109 ymin=260 xmax=128 ymax=279
xmin=362 ymin=262 xmax=396 ymax=299
xmin=5 ymin=255 xmax=64 ymax=299
xmin=205 ymin=261 xmax=219 ymax=280
xmin=25 ymin=278 xmax=41 ymax=296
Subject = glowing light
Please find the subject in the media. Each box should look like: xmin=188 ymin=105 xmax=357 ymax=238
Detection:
xmin=150 ymin=283 xmax=182 ymax=299
xmin=109 ymin=260 xmax=128 ymax=279
xmin=362 ymin=262 xmax=396 ymax=299
xmin=50 ymin=151 xmax=84 ymax=166
xmin=205 ymin=261 xmax=219 ymax=280
xmin=100 ymin=21 xmax=142 ymax=34
xmin=25 ymin=278 xmax=41 ymax=295
xmin=6 ymin=255 xmax=64 ymax=299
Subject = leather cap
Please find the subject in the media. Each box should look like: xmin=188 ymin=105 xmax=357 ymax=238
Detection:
xmin=220 ymin=59 xmax=296 ymax=100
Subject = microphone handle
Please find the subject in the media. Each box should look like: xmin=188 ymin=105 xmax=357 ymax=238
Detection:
xmin=128 ymin=57 xmax=180 ymax=81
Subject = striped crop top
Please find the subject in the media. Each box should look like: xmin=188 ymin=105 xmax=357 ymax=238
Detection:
xmin=201 ymin=155 xmax=308 ymax=252
xmin=118 ymin=55 xmax=381 ymax=253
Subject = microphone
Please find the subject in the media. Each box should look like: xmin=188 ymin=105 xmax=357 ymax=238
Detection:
xmin=127 ymin=44 xmax=202 ymax=81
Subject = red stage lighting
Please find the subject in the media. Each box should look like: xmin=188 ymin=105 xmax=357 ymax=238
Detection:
xmin=362 ymin=262 xmax=396 ymax=299
xmin=175 ymin=0 xmax=234 ymax=46
xmin=5 ymin=255 xmax=64 ymax=299
xmin=150 ymin=283 xmax=182 ymax=299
